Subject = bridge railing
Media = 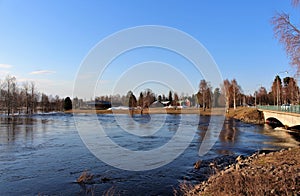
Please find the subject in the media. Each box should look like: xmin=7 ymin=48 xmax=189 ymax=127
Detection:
xmin=257 ymin=105 xmax=300 ymax=114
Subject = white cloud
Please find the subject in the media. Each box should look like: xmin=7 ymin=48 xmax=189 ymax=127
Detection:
xmin=29 ymin=70 xmax=56 ymax=75
xmin=0 ymin=64 xmax=12 ymax=69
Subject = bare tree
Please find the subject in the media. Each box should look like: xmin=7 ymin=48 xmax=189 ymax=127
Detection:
xmin=138 ymin=92 xmax=144 ymax=107
xmin=23 ymin=82 xmax=30 ymax=114
xmin=205 ymin=86 xmax=212 ymax=109
xmin=54 ymin=95 xmax=62 ymax=111
xmin=174 ymin=92 xmax=179 ymax=107
xmin=272 ymin=1 xmax=300 ymax=74
xmin=144 ymin=89 xmax=156 ymax=108
xmin=4 ymin=75 xmax=17 ymax=116
xmin=0 ymin=79 xmax=3 ymax=114
xmin=199 ymin=80 xmax=208 ymax=111
xmin=222 ymin=79 xmax=231 ymax=111
xmin=127 ymin=91 xmax=137 ymax=108
xmin=231 ymin=79 xmax=240 ymax=110
xmin=292 ymin=0 xmax=300 ymax=6
xmin=30 ymin=81 xmax=37 ymax=114
xmin=41 ymin=93 xmax=50 ymax=113
xmin=257 ymin=86 xmax=268 ymax=105
xmin=11 ymin=81 xmax=19 ymax=114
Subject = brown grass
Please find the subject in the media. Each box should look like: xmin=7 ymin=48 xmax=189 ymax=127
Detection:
xmin=179 ymin=148 xmax=300 ymax=195
xmin=103 ymin=186 xmax=119 ymax=196
xmin=77 ymin=171 xmax=94 ymax=184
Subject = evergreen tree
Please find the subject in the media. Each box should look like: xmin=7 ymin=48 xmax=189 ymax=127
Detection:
xmin=168 ymin=91 xmax=173 ymax=104
xmin=64 ymin=97 xmax=72 ymax=110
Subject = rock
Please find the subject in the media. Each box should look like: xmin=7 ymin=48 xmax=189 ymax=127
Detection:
xmin=259 ymin=152 xmax=265 ymax=157
xmin=271 ymin=189 xmax=275 ymax=194
xmin=209 ymin=162 xmax=215 ymax=167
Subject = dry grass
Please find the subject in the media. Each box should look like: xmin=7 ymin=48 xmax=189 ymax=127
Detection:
xmin=103 ymin=186 xmax=119 ymax=196
xmin=180 ymin=148 xmax=300 ymax=196
xmin=202 ymin=172 xmax=297 ymax=195
xmin=85 ymin=185 xmax=95 ymax=196
xmin=180 ymin=170 xmax=299 ymax=196
xmin=77 ymin=171 xmax=94 ymax=184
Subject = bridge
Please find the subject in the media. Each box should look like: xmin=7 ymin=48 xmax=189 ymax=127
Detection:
xmin=257 ymin=105 xmax=300 ymax=128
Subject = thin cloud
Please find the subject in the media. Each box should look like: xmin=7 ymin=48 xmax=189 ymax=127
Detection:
xmin=30 ymin=70 xmax=56 ymax=75
xmin=0 ymin=64 xmax=12 ymax=69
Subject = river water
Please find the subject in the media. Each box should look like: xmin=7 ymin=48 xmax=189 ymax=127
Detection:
xmin=0 ymin=113 xmax=299 ymax=195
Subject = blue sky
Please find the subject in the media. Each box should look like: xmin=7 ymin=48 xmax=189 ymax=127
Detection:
xmin=0 ymin=0 xmax=298 ymax=98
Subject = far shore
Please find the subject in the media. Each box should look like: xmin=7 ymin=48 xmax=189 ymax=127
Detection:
xmin=65 ymin=107 xmax=226 ymax=115
xmin=65 ymin=107 xmax=265 ymax=124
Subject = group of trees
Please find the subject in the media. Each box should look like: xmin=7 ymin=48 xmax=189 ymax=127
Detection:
xmin=0 ymin=75 xmax=69 ymax=115
xmin=93 ymin=74 xmax=300 ymax=112
xmin=194 ymin=79 xmax=244 ymax=111
xmin=95 ymin=89 xmax=188 ymax=109
xmin=196 ymin=76 xmax=300 ymax=111
xmin=2 ymin=73 xmax=299 ymax=115
xmin=260 ymin=76 xmax=299 ymax=106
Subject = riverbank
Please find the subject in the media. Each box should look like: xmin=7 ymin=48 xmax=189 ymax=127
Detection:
xmin=181 ymin=147 xmax=300 ymax=195
xmin=67 ymin=107 xmax=265 ymax=124
xmin=226 ymin=107 xmax=265 ymax=124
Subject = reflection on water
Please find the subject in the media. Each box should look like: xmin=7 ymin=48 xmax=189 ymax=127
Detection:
xmin=197 ymin=116 xmax=299 ymax=156
xmin=0 ymin=117 xmax=36 ymax=144
xmin=0 ymin=114 xmax=299 ymax=195
xmin=262 ymin=125 xmax=300 ymax=147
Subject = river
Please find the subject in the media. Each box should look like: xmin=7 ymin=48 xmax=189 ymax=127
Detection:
xmin=0 ymin=113 xmax=299 ymax=195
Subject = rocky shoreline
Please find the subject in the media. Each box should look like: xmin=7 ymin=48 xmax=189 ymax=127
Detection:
xmin=181 ymin=147 xmax=300 ymax=195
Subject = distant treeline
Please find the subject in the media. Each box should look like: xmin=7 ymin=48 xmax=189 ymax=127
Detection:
xmin=1 ymin=74 xmax=299 ymax=115
xmin=93 ymin=76 xmax=300 ymax=111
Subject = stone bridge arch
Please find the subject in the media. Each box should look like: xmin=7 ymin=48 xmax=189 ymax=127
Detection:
xmin=260 ymin=110 xmax=300 ymax=128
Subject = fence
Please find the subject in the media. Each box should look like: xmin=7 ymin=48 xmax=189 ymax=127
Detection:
xmin=257 ymin=105 xmax=300 ymax=114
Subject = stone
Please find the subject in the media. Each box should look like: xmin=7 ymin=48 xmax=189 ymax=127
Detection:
xmin=271 ymin=189 xmax=275 ymax=194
